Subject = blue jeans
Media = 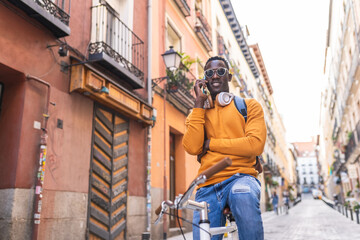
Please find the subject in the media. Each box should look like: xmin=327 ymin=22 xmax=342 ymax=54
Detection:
xmin=193 ymin=173 xmax=264 ymax=240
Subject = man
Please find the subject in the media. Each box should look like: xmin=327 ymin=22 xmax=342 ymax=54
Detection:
xmin=272 ymin=192 xmax=279 ymax=215
xmin=182 ymin=56 xmax=266 ymax=239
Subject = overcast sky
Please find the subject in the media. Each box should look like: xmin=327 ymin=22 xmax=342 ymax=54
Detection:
xmin=231 ymin=0 xmax=330 ymax=142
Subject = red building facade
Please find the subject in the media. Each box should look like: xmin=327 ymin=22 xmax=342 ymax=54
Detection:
xmin=0 ymin=1 xmax=152 ymax=239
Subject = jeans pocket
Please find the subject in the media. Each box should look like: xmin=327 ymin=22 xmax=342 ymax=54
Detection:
xmin=231 ymin=182 xmax=251 ymax=194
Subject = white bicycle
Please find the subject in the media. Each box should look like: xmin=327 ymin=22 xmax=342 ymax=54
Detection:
xmin=155 ymin=158 xmax=239 ymax=240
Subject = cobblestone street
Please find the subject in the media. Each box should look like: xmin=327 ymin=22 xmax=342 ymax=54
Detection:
xmin=169 ymin=194 xmax=360 ymax=240
xmin=263 ymin=194 xmax=360 ymax=240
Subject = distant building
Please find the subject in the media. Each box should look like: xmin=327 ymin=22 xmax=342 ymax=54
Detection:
xmin=293 ymin=140 xmax=319 ymax=192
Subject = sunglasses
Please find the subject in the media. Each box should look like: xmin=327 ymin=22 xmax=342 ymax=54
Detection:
xmin=204 ymin=67 xmax=228 ymax=79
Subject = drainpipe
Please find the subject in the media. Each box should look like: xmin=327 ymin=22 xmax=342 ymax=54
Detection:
xmin=144 ymin=0 xmax=152 ymax=239
xmin=26 ymin=75 xmax=52 ymax=240
xmin=163 ymin=85 xmax=167 ymax=239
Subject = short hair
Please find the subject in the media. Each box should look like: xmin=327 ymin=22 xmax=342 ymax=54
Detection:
xmin=205 ymin=56 xmax=230 ymax=69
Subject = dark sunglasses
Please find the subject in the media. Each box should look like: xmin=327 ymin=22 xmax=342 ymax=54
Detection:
xmin=204 ymin=67 xmax=228 ymax=78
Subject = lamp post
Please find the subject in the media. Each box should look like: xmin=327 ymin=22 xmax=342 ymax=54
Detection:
xmin=161 ymin=46 xmax=181 ymax=71
xmin=160 ymin=46 xmax=181 ymax=239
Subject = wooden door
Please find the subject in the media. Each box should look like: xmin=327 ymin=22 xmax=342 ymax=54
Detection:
xmin=87 ymin=104 xmax=129 ymax=240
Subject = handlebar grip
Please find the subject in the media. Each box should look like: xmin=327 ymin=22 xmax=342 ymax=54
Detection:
xmin=155 ymin=205 xmax=162 ymax=215
xmin=200 ymin=157 xmax=232 ymax=180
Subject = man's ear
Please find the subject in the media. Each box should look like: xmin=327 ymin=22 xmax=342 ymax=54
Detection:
xmin=228 ymin=73 xmax=233 ymax=82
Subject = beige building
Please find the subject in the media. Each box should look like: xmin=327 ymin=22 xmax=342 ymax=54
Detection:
xmin=319 ymin=0 xmax=360 ymax=203
xmin=211 ymin=0 xmax=296 ymax=211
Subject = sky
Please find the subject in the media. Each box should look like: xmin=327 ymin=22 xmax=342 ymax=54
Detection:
xmin=231 ymin=0 xmax=330 ymax=142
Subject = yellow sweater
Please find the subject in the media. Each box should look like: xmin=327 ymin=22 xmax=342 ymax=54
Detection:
xmin=183 ymin=98 xmax=267 ymax=188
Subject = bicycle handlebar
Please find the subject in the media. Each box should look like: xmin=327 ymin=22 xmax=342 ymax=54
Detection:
xmin=155 ymin=205 xmax=162 ymax=216
xmin=155 ymin=157 xmax=232 ymax=216
xmin=199 ymin=157 xmax=232 ymax=179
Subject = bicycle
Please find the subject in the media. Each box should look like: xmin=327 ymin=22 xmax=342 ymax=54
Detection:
xmin=155 ymin=158 xmax=239 ymax=240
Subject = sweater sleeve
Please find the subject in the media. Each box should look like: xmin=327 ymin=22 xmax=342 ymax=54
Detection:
xmin=209 ymin=99 xmax=267 ymax=157
xmin=182 ymin=108 xmax=206 ymax=155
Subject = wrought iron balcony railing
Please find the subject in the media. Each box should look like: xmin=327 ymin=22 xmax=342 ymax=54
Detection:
xmin=89 ymin=2 xmax=144 ymax=89
xmin=152 ymin=72 xmax=196 ymax=114
xmin=8 ymin=0 xmax=70 ymax=37
xmin=173 ymin=0 xmax=191 ymax=17
xmin=345 ymin=120 xmax=360 ymax=161
xmin=36 ymin=0 xmax=70 ymax=25
xmin=195 ymin=10 xmax=212 ymax=51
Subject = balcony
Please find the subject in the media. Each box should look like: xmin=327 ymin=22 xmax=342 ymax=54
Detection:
xmin=194 ymin=10 xmax=212 ymax=51
xmin=89 ymin=2 xmax=144 ymax=89
xmin=8 ymin=0 xmax=70 ymax=37
xmin=257 ymin=79 xmax=273 ymax=116
xmin=332 ymin=118 xmax=340 ymax=143
xmin=345 ymin=120 xmax=360 ymax=162
xmin=267 ymin=126 xmax=276 ymax=147
xmin=263 ymin=155 xmax=280 ymax=176
xmin=152 ymin=70 xmax=196 ymax=115
xmin=173 ymin=0 xmax=190 ymax=17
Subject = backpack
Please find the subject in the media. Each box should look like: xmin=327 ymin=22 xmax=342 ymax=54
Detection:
xmin=233 ymin=96 xmax=263 ymax=174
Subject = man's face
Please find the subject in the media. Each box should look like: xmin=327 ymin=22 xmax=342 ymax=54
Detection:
xmin=204 ymin=60 xmax=232 ymax=97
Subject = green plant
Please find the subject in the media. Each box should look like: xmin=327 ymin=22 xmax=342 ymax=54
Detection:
xmin=347 ymin=131 xmax=353 ymax=141
xmin=266 ymin=202 xmax=272 ymax=211
xmin=166 ymin=53 xmax=199 ymax=91
xmin=265 ymin=176 xmax=271 ymax=184
xmin=353 ymin=202 xmax=360 ymax=212
xmin=272 ymin=180 xmax=279 ymax=187
xmin=344 ymin=201 xmax=350 ymax=208
xmin=346 ymin=190 xmax=352 ymax=197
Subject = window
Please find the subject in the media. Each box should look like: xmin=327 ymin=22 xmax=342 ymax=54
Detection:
xmin=106 ymin=0 xmax=134 ymax=28
xmin=166 ymin=23 xmax=182 ymax=53
xmin=0 ymin=83 xmax=3 ymax=114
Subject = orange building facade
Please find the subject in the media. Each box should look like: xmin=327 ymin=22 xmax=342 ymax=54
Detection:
xmin=149 ymin=0 xmax=213 ymax=238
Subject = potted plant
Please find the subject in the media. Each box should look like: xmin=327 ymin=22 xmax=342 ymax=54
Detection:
xmin=346 ymin=190 xmax=352 ymax=197
xmin=166 ymin=53 xmax=197 ymax=92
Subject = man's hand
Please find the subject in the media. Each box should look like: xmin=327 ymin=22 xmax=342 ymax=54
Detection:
xmin=197 ymin=139 xmax=210 ymax=163
xmin=253 ymin=156 xmax=263 ymax=174
xmin=194 ymin=79 xmax=209 ymax=108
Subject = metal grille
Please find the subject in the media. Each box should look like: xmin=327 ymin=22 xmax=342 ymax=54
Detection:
xmin=89 ymin=2 xmax=144 ymax=80
xmin=88 ymin=104 xmax=129 ymax=240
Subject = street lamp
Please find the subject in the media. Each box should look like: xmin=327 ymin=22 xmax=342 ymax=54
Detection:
xmin=161 ymin=46 xmax=181 ymax=71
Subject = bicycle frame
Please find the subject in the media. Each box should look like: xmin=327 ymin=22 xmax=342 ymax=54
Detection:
xmin=185 ymin=199 xmax=239 ymax=240
xmin=155 ymin=158 xmax=238 ymax=240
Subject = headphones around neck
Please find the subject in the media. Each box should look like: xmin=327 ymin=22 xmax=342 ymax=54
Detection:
xmin=204 ymin=92 xmax=234 ymax=109
xmin=217 ymin=92 xmax=234 ymax=106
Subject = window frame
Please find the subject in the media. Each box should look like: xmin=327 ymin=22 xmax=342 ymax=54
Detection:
xmin=0 ymin=82 xmax=4 ymax=114
xmin=165 ymin=15 xmax=183 ymax=53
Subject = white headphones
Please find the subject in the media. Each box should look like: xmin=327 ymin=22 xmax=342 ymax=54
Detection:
xmin=216 ymin=92 xmax=234 ymax=106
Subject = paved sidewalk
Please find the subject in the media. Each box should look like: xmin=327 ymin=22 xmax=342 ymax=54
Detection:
xmin=167 ymin=195 xmax=360 ymax=240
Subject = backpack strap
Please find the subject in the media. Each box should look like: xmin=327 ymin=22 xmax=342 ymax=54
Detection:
xmin=234 ymin=96 xmax=247 ymax=123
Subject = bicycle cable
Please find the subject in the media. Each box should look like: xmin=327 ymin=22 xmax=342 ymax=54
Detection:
xmin=174 ymin=181 xmax=212 ymax=239
xmin=163 ymin=212 xmax=212 ymax=238
xmin=176 ymin=182 xmax=193 ymax=240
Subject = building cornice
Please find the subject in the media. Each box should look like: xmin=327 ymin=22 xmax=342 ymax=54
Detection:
xmin=250 ymin=44 xmax=274 ymax=95
xmin=219 ymin=0 xmax=259 ymax=78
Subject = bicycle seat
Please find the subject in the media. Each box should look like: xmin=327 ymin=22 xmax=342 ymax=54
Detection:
xmin=223 ymin=206 xmax=231 ymax=215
